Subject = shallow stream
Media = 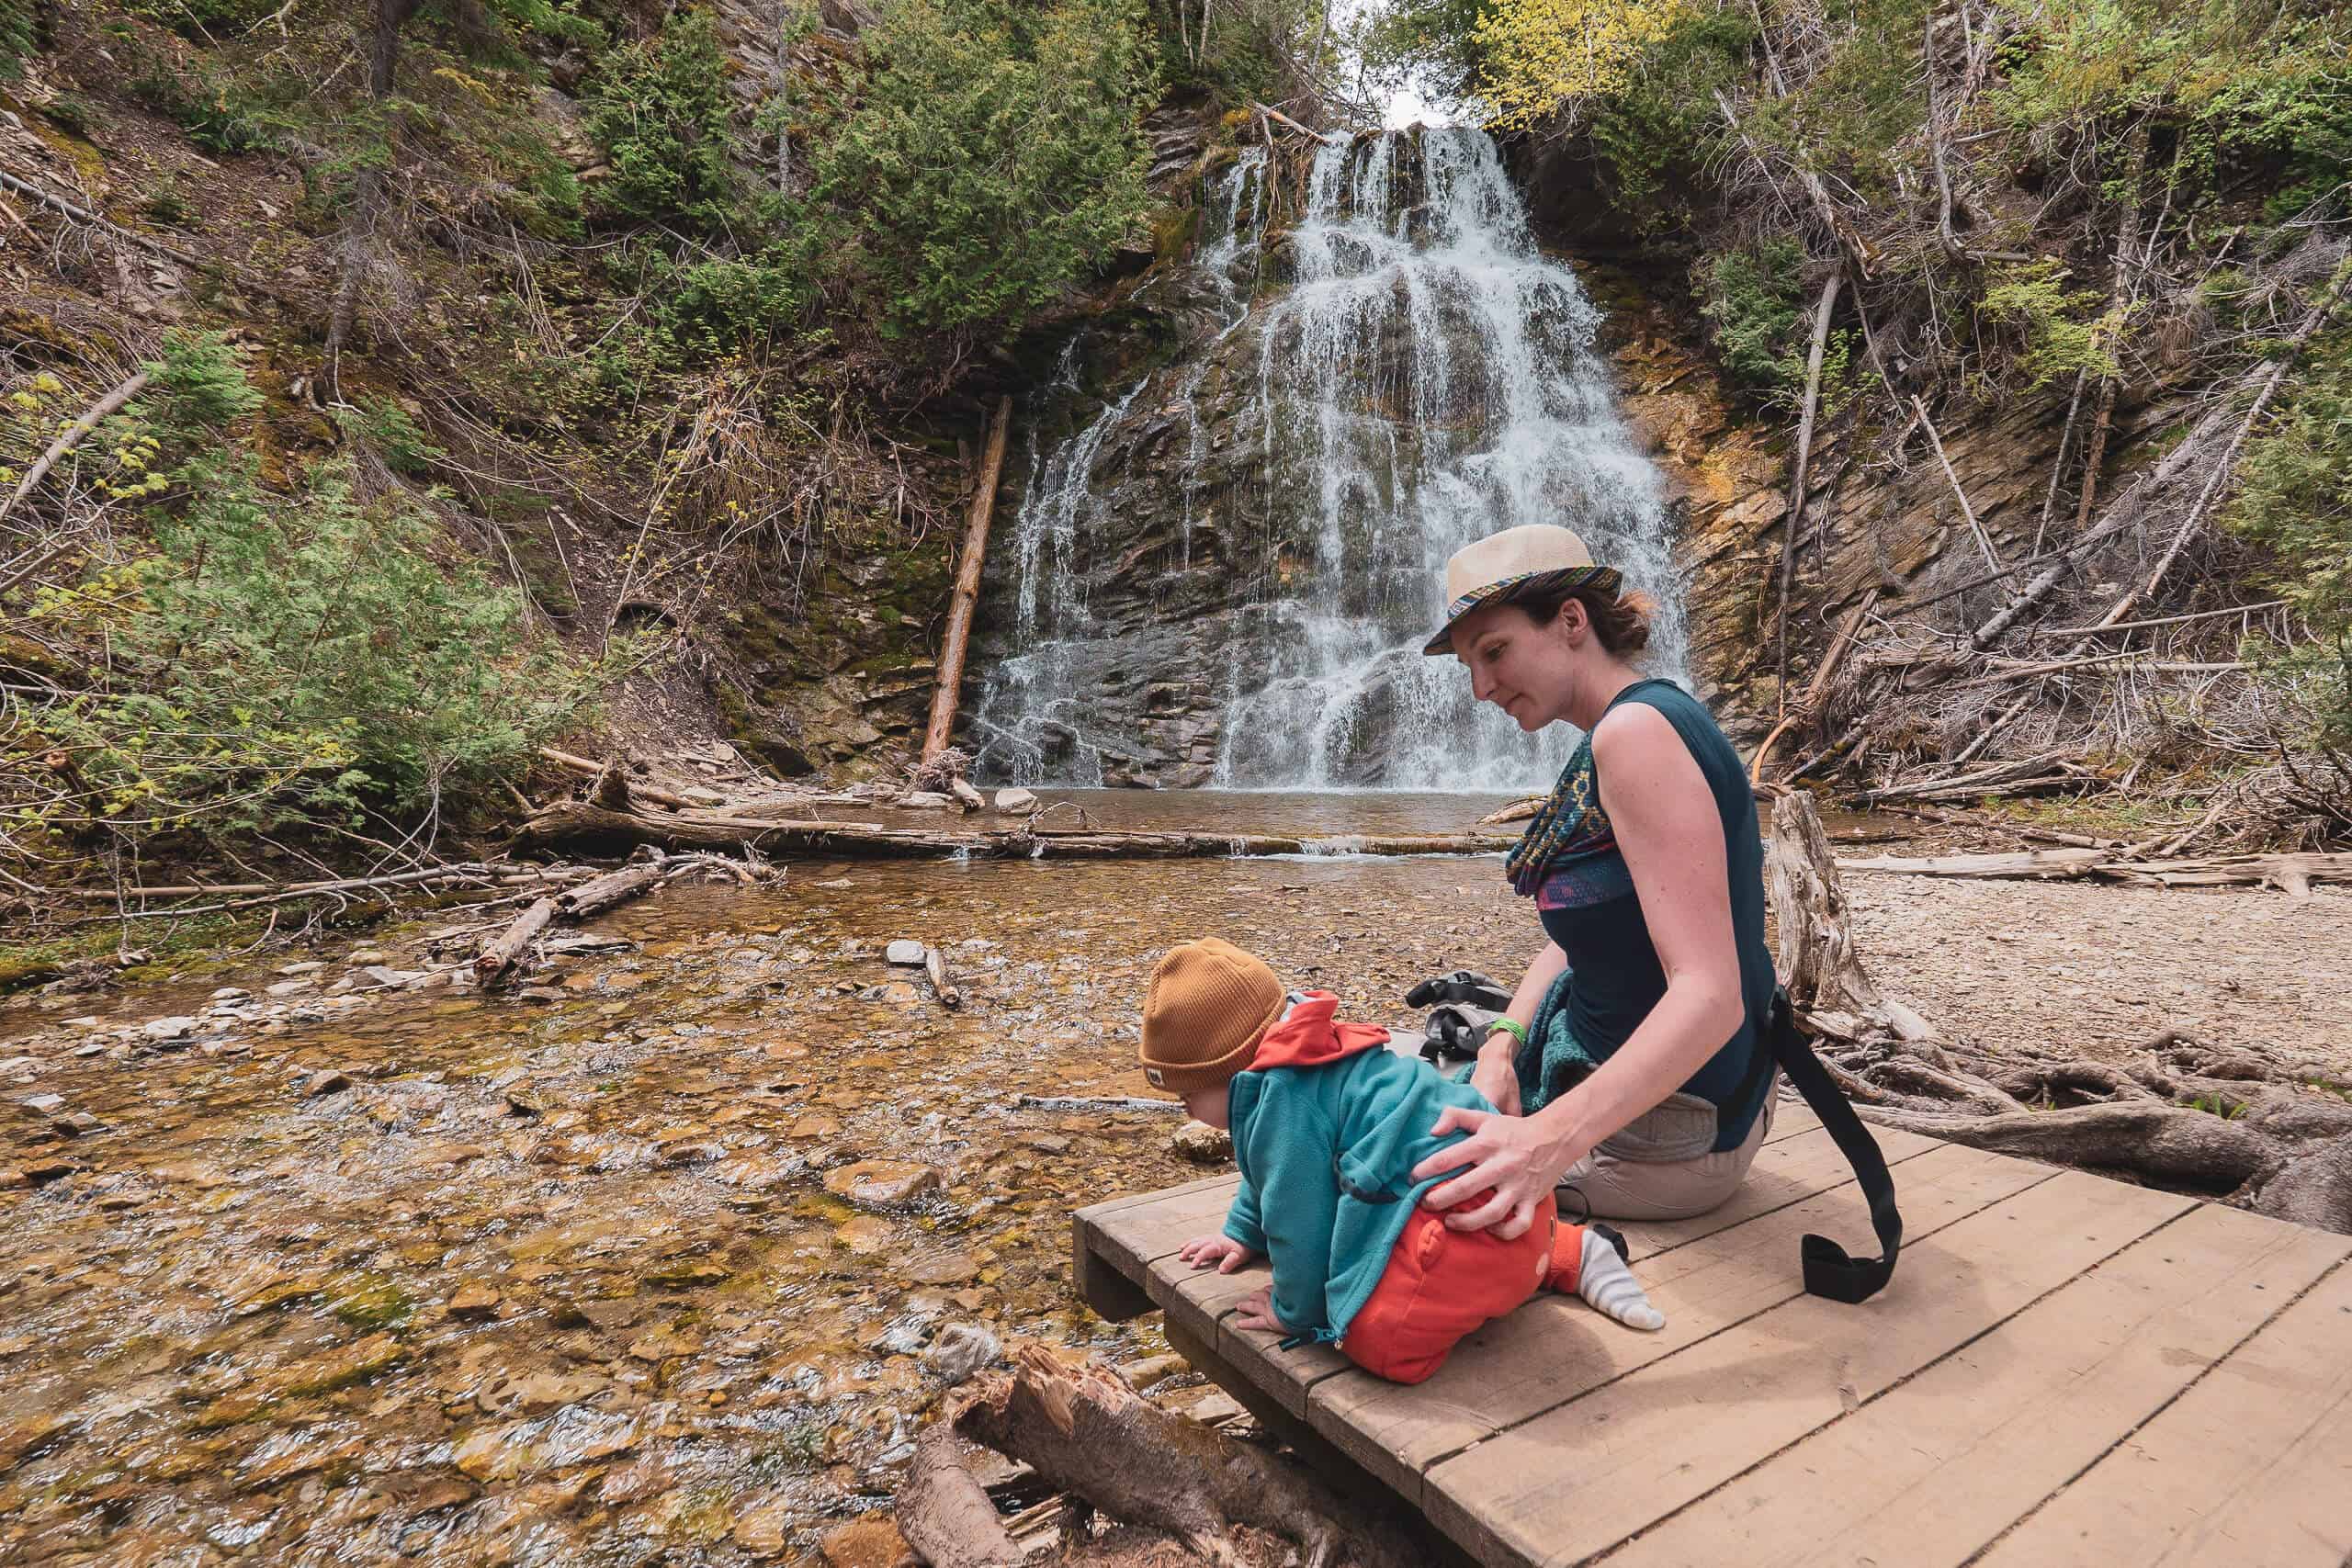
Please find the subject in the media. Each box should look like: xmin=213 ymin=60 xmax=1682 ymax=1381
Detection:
xmin=0 ymin=793 xmax=1917 ymax=1564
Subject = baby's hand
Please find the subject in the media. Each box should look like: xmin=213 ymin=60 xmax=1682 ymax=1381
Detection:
xmin=1178 ymin=1235 xmax=1259 ymax=1273
xmin=1232 ymin=1285 xmax=1289 ymax=1337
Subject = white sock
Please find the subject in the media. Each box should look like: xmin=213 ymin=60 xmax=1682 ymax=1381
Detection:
xmin=1577 ymin=1229 xmax=1665 ymax=1332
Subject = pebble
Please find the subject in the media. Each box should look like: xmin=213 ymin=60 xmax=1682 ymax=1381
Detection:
xmin=277 ymin=961 xmax=325 ymax=976
xmin=345 ymin=950 xmax=388 ymax=966
xmin=142 ymin=1016 xmax=197 ymax=1041
xmin=305 ymin=1070 xmax=353 ymax=1097
xmin=19 ymin=1094 xmax=64 ymax=1116
xmin=884 ymin=940 xmax=927 ymax=966
xmin=265 ymin=980 xmax=313 ymax=998
xmin=447 ymin=1283 xmax=501 ymax=1319
xmin=209 ymin=987 xmax=249 ymax=1002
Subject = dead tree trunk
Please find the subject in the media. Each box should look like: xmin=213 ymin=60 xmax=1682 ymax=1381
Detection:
xmin=911 ymin=1340 xmax=1426 ymax=1568
xmin=1776 ymin=274 xmax=1842 ymax=696
xmin=922 ymin=394 xmax=1012 ymax=762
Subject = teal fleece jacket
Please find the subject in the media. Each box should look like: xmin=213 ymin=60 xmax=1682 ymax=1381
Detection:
xmin=1219 ymin=992 xmax=1501 ymax=1343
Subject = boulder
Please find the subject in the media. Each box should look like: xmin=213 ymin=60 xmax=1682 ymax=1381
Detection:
xmin=993 ymin=786 xmax=1037 ymax=812
xmin=884 ymin=940 xmax=927 ymax=966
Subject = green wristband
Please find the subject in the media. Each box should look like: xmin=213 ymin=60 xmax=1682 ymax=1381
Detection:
xmin=1488 ymin=1017 xmax=1528 ymax=1047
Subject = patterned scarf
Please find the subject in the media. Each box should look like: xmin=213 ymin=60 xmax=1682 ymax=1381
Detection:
xmin=1503 ymin=735 xmax=1619 ymax=897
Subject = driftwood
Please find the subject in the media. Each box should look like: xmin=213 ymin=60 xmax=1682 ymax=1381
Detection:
xmin=1766 ymin=793 xmax=2352 ymax=1235
xmin=514 ymin=798 xmax=1515 ymax=860
xmin=538 ymin=746 xmax=694 ymax=810
xmin=1476 ymin=795 xmax=1544 ymax=826
xmin=475 ymin=896 xmax=559 ymax=983
xmin=473 ymin=850 xmax=723 ymax=984
xmin=924 ymin=395 xmax=1013 ymax=762
xmin=904 ymin=1340 xmax=1424 ymax=1568
xmin=1838 ymin=848 xmax=2349 ymax=897
xmin=46 ymin=863 xmax=595 ymax=923
xmin=924 ymin=944 xmax=962 ymax=1009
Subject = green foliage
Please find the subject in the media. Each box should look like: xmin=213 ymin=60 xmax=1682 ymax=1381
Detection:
xmin=32 ymin=457 xmax=609 ymax=846
xmin=14 ymin=348 xmax=614 ymax=851
xmin=805 ymin=0 xmax=1156 ymax=340
xmin=582 ymin=10 xmax=740 ymax=231
xmin=1988 ymin=0 xmax=2352 ymax=218
xmin=119 ymin=0 xmax=278 ymax=42
xmin=1739 ymin=0 xmax=1928 ymax=194
xmin=149 ymin=330 xmax=266 ymax=432
xmin=2222 ymin=311 xmax=2352 ymax=752
xmin=1581 ymin=3 xmax=1752 ymax=223
xmin=1979 ymin=259 xmax=2121 ymax=390
xmin=120 ymin=35 xmax=280 ymax=155
xmin=336 ymin=399 xmax=446 ymax=478
xmin=1701 ymin=239 xmax=1809 ymax=397
xmin=1 ymin=1 xmax=40 ymax=81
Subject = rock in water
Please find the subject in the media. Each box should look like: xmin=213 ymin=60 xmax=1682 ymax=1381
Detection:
xmin=924 ymin=1322 xmax=1001 ymax=1386
xmin=993 ymin=786 xmax=1037 ymax=812
xmin=1170 ymin=1120 xmax=1233 ymax=1164
xmin=949 ymin=777 xmax=986 ymax=810
xmin=884 ymin=940 xmax=927 ymax=966
xmin=822 ymin=1159 xmax=941 ymax=1209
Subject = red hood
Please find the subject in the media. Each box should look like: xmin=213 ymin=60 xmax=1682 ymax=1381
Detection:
xmin=1249 ymin=991 xmax=1393 ymax=1072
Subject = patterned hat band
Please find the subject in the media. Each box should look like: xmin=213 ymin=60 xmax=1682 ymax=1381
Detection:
xmin=1424 ymin=563 xmax=1623 ymax=655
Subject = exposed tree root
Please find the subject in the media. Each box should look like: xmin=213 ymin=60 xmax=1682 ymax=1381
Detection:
xmin=899 ymin=1341 xmax=1425 ymax=1568
xmin=1768 ymin=793 xmax=2352 ymax=1235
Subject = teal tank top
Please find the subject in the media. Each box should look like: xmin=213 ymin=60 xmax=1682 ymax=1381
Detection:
xmin=1516 ymin=679 xmax=1776 ymax=1150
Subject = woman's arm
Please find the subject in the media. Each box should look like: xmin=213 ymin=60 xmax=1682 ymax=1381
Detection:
xmin=1466 ymin=938 xmax=1566 ymax=1115
xmin=1414 ymin=705 xmax=1746 ymax=1236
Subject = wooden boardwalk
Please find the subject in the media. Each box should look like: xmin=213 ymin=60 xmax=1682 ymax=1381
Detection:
xmin=1074 ymin=1098 xmax=2352 ymax=1567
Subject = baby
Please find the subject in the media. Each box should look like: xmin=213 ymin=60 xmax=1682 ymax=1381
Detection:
xmin=1140 ymin=938 xmax=1663 ymax=1385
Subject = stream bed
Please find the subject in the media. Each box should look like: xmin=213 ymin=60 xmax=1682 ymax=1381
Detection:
xmin=4 ymin=791 xmax=1650 ymax=1565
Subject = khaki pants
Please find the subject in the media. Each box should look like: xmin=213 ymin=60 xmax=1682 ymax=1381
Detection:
xmin=1558 ymin=1075 xmax=1778 ymax=1222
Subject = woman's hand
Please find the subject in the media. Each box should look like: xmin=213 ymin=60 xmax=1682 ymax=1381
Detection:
xmin=1232 ymin=1285 xmax=1289 ymax=1337
xmin=1410 ymin=1104 xmax=1585 ymax=1239
xmin=1177 ymin=1235 xmax=1259 ymax=1273
xmin=1469 ymin=1038 xmax=1521 ymax=1116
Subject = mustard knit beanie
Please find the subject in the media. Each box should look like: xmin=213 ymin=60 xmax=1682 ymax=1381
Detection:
xmin=1137 ymin=938 xmax=1286 ymax=1093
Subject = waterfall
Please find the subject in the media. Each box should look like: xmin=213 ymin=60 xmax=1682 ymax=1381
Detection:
xmin=970 ymin=128 xmax=1684 ymax=791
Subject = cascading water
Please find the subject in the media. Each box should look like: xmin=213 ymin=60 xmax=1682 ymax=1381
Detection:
xmin=969 ymin=128 xmax=1685 ymax=791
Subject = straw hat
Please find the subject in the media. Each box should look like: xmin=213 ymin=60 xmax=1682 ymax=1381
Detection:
xmin=1421 ymin=524 xmax=1621 ymax=656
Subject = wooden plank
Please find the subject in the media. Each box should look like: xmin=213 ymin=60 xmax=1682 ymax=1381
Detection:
xmin=1424 ymin=1168 xmax=2198 ymax=1568
xmin=1074 ymin=1226 xmax=1155 ymax=1321
xmin=1974 ymin=1253 xmax=2352 ymax=1568
xmin=1760 ymin=1094 xmax=1819 ymax=1144
xmin=1602 ymin=1203 xmax=2351 ymax=1568
xmin=1080 ymin=1176 xmax=1241 ymax=1282
xmin=1306 ymin=1142 xmax=2049 ymax=1502
xmin=1074 ymin=1170 xmax=1237 ymax=1221
xmin=1612 ymin=1122 xmax=1941 ymax=1263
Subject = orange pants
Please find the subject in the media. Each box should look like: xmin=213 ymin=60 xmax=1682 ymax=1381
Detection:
xmin=1340 ymin=1196 xmax=1586 ymax=1384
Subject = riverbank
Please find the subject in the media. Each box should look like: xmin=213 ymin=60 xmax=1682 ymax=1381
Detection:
xmin=3 ymin=804 xmax=2346 ymax=1562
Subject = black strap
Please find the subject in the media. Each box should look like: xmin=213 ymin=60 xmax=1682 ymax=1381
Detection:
xmin=1763 ymin=991 xmax=1903 ymax=1303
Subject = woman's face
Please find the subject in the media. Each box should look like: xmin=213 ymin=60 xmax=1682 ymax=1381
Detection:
xmin=1452 ymin=598 xmax=1588 ymax=731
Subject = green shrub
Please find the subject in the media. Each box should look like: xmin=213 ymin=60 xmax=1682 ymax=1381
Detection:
xmin=806 ymin=0 xmax=1156 ymax=340
xmin=2222 ymin=308 xmax=2352 ymax=752
xmin=121 ymin=0 xmax=278 ymax=41
xmin=582 ymin=10 xmax=740 ymax=231
xmin=336 ymin=398 xmax=446 ymax=478
xmin=1700 ymin=238 xmax=1810 ymax=399
xmin=0 ymin=0 xmax=32 ymax=79
xmin=1583 ymin=4 xmax=1752 ymax=226
xmin=148 ymin=330 xmax=265 ymax=432
xmin=1979 ymin=258 xmax=2121 ymax=391
xmin=30 ymin=457 xmax=608 ymax=846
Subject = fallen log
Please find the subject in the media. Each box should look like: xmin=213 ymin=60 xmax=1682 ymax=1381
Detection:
xmin=0 ymin=371 xmax=152 ymax=525
xmin=1837 ymin=849 xmax=2350 ymax=896
xmin=537 ymin=746 xmax=694 ymax=810
xmin=514 ymin=799 xmax=1516 ymax=860
xmin=557 ymin=860 xmax=667 ymax=919
xmin=475 ymin=896 xmax=559 ymax=984
xmin=920 ymin=1340 xmax=1425 ymax=1568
